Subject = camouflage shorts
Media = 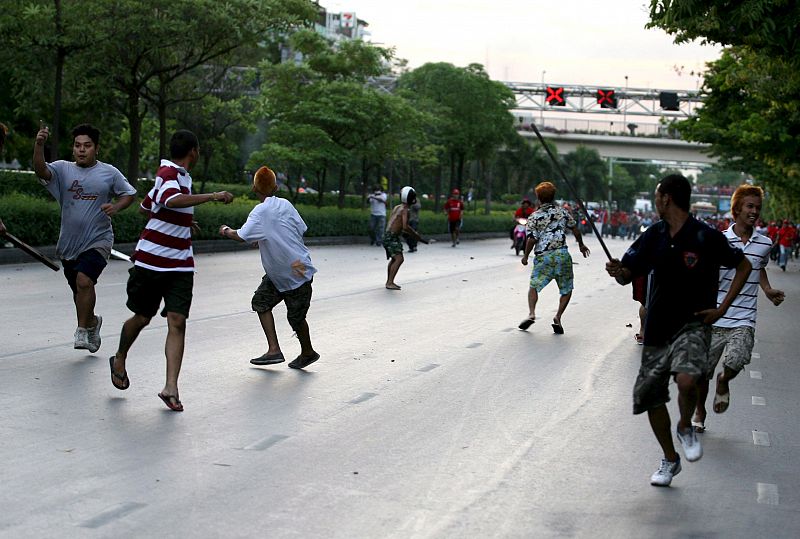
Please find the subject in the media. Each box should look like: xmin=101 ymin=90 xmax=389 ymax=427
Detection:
xmin=705 ymin=325 xmax=755 ymax=379
xmin=383 ymin=232 xmax=403 ymax=259
xmin=632 ymin=322 xmax=711 ymax=415
xmin=529 ymin=247 xmax=574 ymax=295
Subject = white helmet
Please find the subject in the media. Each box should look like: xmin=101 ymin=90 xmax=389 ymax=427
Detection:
xmin=401 ymin=186 xmax=416 ymax=204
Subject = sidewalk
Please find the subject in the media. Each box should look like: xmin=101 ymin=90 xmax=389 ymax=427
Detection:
xmin=0 ymin=231 xmax=508 ymax=266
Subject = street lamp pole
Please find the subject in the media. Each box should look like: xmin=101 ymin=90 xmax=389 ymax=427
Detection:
xmin=540 ymin=70 xmax=546 ymax=126
xmin=623 ymin=75 xmax=628 ymax=133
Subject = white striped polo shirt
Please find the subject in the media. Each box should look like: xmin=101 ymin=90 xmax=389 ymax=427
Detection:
xmin=133 ymin=160 xmax=195 ymax=272
xmin=715 ymin=225 xmax=772 ymax=328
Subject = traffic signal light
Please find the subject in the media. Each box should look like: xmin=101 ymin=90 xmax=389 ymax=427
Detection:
xmin=546 ymin=86 xmax=566 ymax=106
xmin=659 ymin=91 xmax=679 ymax=111
xmin=597 ymin=89 xmax=617 ymax=108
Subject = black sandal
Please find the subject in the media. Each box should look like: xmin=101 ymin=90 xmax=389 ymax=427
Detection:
xmin=109 ymin=356 xmax=130 ymax=390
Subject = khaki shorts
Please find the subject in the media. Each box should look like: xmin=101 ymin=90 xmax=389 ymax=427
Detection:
xmin=632 ymin=322 xmax=711 ymax=415
xmin=705 ymin=326 xmax=755 ymax=379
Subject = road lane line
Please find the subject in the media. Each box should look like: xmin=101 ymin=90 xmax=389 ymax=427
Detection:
xmin=756 ymin=483 xmax=779 ymax=505
xmin=417 ymin=364 xmax=440 ymax=372
xmin=242 ymin=434 xmax=289 ymax=451
xmin=466 ymin=342 xmax=483 ymax=348
xmin=350 ymin=392 xmax=377 ymax=404
xmin=79 ymin=502 xmax=146 ymax=528
xmin=751 ymin=352 xmax=761 ymax=359
xmin=752 ymin=396 xmax=766 ymax=406
xmin=750 ymin=370 xmax=762 ymax=379
xmin=752 ymin=431 xmax=771 ymax=446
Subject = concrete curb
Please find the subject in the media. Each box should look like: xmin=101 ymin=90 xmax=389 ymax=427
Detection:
xmin=0 ymin=232 xmax=508 ymax=266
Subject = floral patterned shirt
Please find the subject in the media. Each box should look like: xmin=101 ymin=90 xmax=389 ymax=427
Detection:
xmin=526 ymin=203 xmax=576 ymax=254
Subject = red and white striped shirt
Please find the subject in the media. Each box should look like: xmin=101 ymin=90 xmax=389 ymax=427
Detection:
xmin=133 ymin=160 xmax=195 ymax=272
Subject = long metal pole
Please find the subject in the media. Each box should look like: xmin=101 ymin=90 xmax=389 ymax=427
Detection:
xmin=529 ymin=123 xmax=613 ymax=261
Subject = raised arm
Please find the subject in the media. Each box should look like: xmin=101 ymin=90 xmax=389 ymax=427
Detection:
xmin=33 ymin=126 xmax=52 ymax=181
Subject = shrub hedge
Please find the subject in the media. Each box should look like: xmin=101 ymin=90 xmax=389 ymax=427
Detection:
xmin=0 ymin=170 xmax=519 ymax=212
xmin=0 ymin=193 xmax=512 ymax=246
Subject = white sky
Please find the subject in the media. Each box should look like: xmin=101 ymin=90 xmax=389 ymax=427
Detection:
xmin=325 ymin=0 xmax=721 ymax=91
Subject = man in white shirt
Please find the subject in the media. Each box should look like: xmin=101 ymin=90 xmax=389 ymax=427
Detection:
xmin=693 ymin=184 xmax=784 ymax=431
xmin=219 ymin=166 xmax=319 ymax=369
xmin=367 ymin=185 xmax=387 ymax=246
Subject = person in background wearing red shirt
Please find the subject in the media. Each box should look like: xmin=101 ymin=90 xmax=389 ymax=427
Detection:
xmin=510 ymin=197 xmax=534 ymax=249
xmin=443 ymin=188 xmax=465 ymax=247
xmin=777 ymin=219 xmax=797 ymax=271
xmin=766 ymin=221 xmax=780 ymax=261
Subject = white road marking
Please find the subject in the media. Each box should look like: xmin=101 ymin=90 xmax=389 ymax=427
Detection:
xmin=750 ymin=370 xmax=762 ymax=379
xmin=752 ymin=431 xmax=771 ymax=446
xmin=751 ymin=352 xmax=761 ymax=359
xmin=752 ymin=396 xmax=766 ymax=406
xmin=417 ymin=364 xmax=440 ymax=372
xmin=242 ymin=434 xmax=289 ymax=451
xmin=79 ymin=502 xmax=146 ymax=528
xmin=757 ymin=483 xmax=779 ymax=505
xmin=350 ymin=392 xmax=378 ymax=404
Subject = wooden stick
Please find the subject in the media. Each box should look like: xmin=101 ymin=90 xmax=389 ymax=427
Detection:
xmin=0 ymin=231 xmax=60 ymax=271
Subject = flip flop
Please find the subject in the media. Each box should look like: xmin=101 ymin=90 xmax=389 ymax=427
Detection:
xmin=518 ymin=318 xmax=535 ymax=330
xmin=250 ymin=352 xmax=285 ymax=366
xmin=692 ymin=420 xmax=705 ymax=433
xmin=109 ymin=356 xmax=130 ymax=391
xmin=158 ymin=393 xmax=184 ymax=412
xmin=551 ymin=320 xmax=564 ymax=334
xmin=713 ymin=372 xmax=730 ymax=413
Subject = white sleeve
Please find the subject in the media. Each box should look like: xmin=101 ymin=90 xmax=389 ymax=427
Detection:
xmin=236 ymin=210 xmax=264 ymax=243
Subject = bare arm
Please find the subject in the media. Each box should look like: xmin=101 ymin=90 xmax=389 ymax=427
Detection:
xmin=697 ymin=257 xmax=753 ymax=324
xmin=760 ymin=268 xmax=785 ymax=306
xmin=101 ymin=194 xmax=136 ymax=217
xmin=400 ymin=208 xmax=428 ymax=243
xmin=521 ymin=237 xmax=535 ymax=266
xmin=571 ymin=225 xmax=590 ymax=258
xmin=218 ymin=225 xmax=245 ymax=242
xmin=33 ymin=127 xmax=51 ymax=181
xmin=605 ymin=259 xmax=632 ymax=285
xmin=166 ymin=191 xmax=233 ymax=208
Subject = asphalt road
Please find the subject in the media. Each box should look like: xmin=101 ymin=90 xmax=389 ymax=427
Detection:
xmin=2 ymin=235 xmax=799 ymax=538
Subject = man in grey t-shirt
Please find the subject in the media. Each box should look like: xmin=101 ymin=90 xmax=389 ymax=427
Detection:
xmin=33 ymin=123 xmax=136 ymax=353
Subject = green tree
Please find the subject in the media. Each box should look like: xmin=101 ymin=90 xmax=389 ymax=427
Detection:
xmin=648 ymin=0 xmax=800 ymax=213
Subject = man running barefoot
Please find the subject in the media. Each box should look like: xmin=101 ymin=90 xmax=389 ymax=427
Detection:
xmin=219 ymin=166 xmax=320 ymax=370
xmin=519 ymin=182 xmax=589 ymax=333
xmin=384 ymin=186 xmax=429 ymax=290
xmin=692 ymin=185 xmax=784 ymax=432
xmin=606 ymin=175 xmax=751 ymax=487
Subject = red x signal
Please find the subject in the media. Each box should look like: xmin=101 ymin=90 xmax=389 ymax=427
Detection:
xmin=597 ymin=89 xmax=617 ymax=108
xmin=546 ymin=86 xmax=566 ymax=106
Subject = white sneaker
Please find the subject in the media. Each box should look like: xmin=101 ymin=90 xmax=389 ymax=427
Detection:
xmin=650 ymin=457 xmax=682 ymax=486
xmin=87 ymin=315 xmax=102 ymax=353
xmin=677 ymin=426 xmax=703 ymax=462
xmin=74 ymin=327 xmax=89 ymax=350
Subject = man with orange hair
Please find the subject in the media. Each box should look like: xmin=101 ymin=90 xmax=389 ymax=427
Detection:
xmin=692 ymin=185 xmax=784 ymax=431
xmin=219 ymin=166 xmax=320 ymax=370
xmin=519 ymin=181 xmax=590 ymax=333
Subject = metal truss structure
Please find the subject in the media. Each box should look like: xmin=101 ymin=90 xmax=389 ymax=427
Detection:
xmin=504 ymin=81 xmax=703 ymax=119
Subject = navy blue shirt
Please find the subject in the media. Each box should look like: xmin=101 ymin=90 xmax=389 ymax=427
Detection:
xmin=621 ymin=216 xmax=744 ymax=346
